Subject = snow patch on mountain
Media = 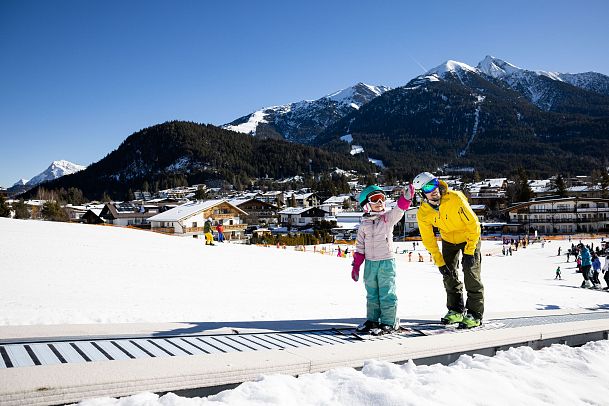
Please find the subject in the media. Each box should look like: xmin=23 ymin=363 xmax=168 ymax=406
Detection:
xmin=224 ymin=110 xmax=270 ymax=135
xmin=368 ymin=158 xmax=385 ymax=168
xmin=340 ymin=134 xmax=353 ymax=143
xmin=459 ymin=95 xmax=486 ymax=157
xmin=350 ymin=145 xmax=364 ymax=155
xmin=165 ymin=157 xmax=191 ymax=172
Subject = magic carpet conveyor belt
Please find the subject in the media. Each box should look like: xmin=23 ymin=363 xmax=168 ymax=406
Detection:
xmin=1 ymin=311 xmax=609 ymax=406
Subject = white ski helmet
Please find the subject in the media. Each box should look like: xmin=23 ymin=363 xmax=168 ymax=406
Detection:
xmin=412 ymin=172 xmax=437 ymax=190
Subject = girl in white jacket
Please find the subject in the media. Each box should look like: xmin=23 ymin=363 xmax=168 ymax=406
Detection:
xmin=352 ymin=184 xmax=414 ymax=334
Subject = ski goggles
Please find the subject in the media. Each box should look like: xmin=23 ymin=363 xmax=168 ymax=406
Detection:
xmin=367 ymin=192 xmax=386 ymax=203
xmin=421 ymin=178 xmax=440 ymax=194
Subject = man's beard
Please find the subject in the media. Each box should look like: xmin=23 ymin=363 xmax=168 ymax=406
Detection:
xmin=428 ymin=196 xmax=441 ymax=206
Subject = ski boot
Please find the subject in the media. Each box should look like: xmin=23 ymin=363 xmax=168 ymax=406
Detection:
xmin=441 ymin=310 xmax=464 ymax=325
xmin=355 ymin=320 xmax=379 ymax=334
xmin=459 ymin=313 xmax=482 ymax=329
xmin=370 ymin=323 xmax=395 ymax=336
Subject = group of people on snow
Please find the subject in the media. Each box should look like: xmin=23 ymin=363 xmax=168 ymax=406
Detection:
xmin=351 ymin=172 xmax=484 ymax=335
xmin=572 ymin=243 xmax=609 ymax=289
xmin=203 ymin=219 xmax=225 ymax=246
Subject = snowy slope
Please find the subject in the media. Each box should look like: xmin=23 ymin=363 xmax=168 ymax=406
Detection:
xmin=1 ymin=217 xmax=607 ymax=325
xmin=2 ymin=217 xmax=609 ymax=406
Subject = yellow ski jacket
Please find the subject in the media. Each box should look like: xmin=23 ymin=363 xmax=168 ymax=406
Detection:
xmin=416 ymin=180 xmax=480 ymax=267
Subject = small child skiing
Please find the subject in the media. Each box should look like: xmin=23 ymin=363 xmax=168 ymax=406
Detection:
xmin=555 ymin=266 xmax=562 ymax=280
xmin=351 ymin=184 xmax=414 ymax=335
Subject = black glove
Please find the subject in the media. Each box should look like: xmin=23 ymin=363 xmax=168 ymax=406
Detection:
xmin=462 ymin=254 xmax=475 ymax=269
xmin=439 ymin=265 xmax=457 ymax=278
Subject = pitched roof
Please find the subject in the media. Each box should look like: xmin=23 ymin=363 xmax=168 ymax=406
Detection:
xmin=147 ymin=199 xmax=245 ymax=222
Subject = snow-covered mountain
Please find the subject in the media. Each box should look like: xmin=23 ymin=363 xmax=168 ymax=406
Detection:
xmin=476 ymin=55 xmax=609 ymax=110
xmin=222 ymin=82 xmax=390 ymax=144
xmin=316 ymin=55 xmax=609 ymax=176
xmin=12 ymin=179 xmax=29 ymax=187
xmin=25 ymin=160 xmax=86 ymax=186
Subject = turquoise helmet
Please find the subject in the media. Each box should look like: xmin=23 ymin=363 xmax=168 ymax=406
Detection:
xmin=358 ymin=185 xmax=384 ymax=207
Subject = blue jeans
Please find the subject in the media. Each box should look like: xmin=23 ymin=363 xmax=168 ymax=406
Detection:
xmin=363 ymin=258 xmax=398 ymax=326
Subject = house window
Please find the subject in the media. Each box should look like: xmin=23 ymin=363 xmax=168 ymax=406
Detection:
xmin=193 ymin=222 xmax=198 ymax=228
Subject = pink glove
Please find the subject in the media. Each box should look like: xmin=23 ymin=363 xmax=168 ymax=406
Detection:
xmin=351 ymin=252 xmax=365 ymax=281
xmin=397 ymin=184 xmax=415 ymax=210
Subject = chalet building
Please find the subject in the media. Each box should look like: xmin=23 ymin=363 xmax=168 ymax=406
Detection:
xmin=470 ymin=204 xmax=489 ymax=223
xmin=64 ymin=204 xmax=105 ymax=222
xmin=320 ymin=195 xmax=356 ymax=216
xmin=402 ymin=207 xmax=419 ymax=235
xmin=24 ymin=200 xmax=45 ymax=219
xmin=528 ymin=179 xmax=555 ymax=199
xmin=81 ymin=208 xmax=104 ymax=224
xmin=133 ymin=191 xmax=152 ymax=201
xmin=278 ymin=206 xmax=328 ymax=228
xmin=258 ymin=191 xmax=286 ymax=207
xmin=147 ymin=199 xmax=248 ymax=240
xmin=380 ymin=186 xmax=404 ymax=200
xmin=284 ymin=192 xmax=320 ymax=208
xmin=565 ymin=185 xmax=605 ymax=199
xmin=228 ymin=198 xmax=279 ymax=225
xmin=332 ymin=211 xmax=365 ymax=240
xmin=99 ymin=202 xmax=161 ymax=226
xmin=502 ymin=197 xmax=609 ymax=234
xmin=466 ymin=178 xmax=508 ymax=210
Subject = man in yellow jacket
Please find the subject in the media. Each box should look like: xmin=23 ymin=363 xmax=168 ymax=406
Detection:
xmin=413 ymin=172 xmax=483 ymax=328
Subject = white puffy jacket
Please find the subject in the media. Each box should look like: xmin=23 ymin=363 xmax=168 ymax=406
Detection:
xmin=355 ymin=206 xmax=405 ymax=261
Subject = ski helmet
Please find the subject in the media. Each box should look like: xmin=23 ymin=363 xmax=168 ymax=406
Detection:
xmin=358 ymin=185 xmax=384 ymax=207
xmin=412 ymin=172 xmax=437 ymax=191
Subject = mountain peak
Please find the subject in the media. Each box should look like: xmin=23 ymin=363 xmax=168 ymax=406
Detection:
xmin=477 ymin=56 xmax=523 ymax=78
xmin=12 ymin=179 xmax=29 ymax=187
xmin=25 ymin=160 xmax=86 ymax=187
xmin=426 ymin=60 xmax=477 ymax=78
xmin=326 ymin=82 xmax=390 ymax=106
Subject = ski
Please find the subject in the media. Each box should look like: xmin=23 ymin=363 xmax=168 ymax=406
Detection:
xmin=332 ymin=328 xmax=366 ymax=341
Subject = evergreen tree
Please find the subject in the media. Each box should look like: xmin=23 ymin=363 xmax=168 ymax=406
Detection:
xmin=194 ymin=185 xmax=208 ymax=200
xmin=41 ymin=201 xmax=69 ymax=222
xmin=601 ymin=171 xmax=609 ymax=198
xmin=0 ymin=195 xmax=10 ymax=217
xmin=65 ymin=187 xmax=86 ymax=205
xmin=342 ymin=197 xmax=353 ymax=210
xmin=516 ymin=168 xmax=533 ymax=202
xmin=553 ymin=174 xmax=567 ymax=197
xmin=13 ymin=200 xmax=30 ymax=219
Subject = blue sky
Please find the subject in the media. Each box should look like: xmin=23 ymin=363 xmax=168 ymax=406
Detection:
xmin=1 ymin=0 xmax=608 ymax=187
